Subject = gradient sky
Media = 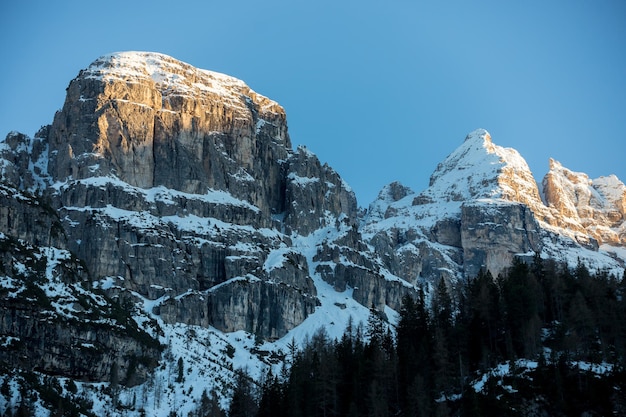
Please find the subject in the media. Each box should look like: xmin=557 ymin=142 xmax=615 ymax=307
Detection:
xmin=1 ymin=0 xmax=624 ymax=206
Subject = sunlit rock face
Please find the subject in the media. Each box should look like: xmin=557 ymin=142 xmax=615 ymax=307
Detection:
xmin=362 ymin=128 xmax=625 ymax=282
xmin=47 ymin=51 xmax=290 ymax=215
xmin=542 ymin=159 xmax=626 ymax=246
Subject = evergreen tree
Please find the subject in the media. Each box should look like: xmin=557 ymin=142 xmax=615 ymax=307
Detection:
xmin=499 ymin=258 xmax=543 ymax=359
xmin=257 ymin=371 xmax=284 ymax=417
xmin=432 ymin=278 xmax=453 ymax=330
xmin=466 ymin=269 xmax=502 ymax=370
xmin=229 ymin=370 xmax=257 ymax=417
xmin=564 ymin=290 xmax=596 ymax=359
xmin=538 ymin=257 xmax=567 ymax=324
xmin=197 ymin=389 xmax=224 ymax=417
xmin=366 ymin=308 xmax=386 ymax=348
xmin=364 ymin=311 xmax=394 ymax=417
xmin=176 ymin=357 xmax=185 ymax=383
xmin=431 ymin=278 xmax=454 ymax=397
xmin=396 ymin=291 xmax=432 ymax=412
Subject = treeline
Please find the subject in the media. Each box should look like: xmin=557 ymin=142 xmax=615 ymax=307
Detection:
xmin=214 ymin=257 xmax=626 ymax=417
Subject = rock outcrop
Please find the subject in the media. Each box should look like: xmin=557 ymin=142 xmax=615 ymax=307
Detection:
xmin=48 ymin=52 xmax=290 ymax=215
xmin=542 ymin=158 xmax=626 ymax=246
xmin=0 ymin=183 xmax=161 ymax=385
xmin=460 ymin=200 xmax=542 ymax=278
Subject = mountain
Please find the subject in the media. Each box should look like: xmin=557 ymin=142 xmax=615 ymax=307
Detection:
xmin=0 ymin=52 xmax=624 ymax=416
xmin=362 ymin=128 xmax=625 ymax=283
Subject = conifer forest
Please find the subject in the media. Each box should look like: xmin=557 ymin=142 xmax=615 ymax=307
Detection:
xmin=222 ymin=257 xmax=626 ymax=417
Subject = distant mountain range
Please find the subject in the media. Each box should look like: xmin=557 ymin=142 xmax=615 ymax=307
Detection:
xmin=0 ymin=52 xmax=624 ymax=416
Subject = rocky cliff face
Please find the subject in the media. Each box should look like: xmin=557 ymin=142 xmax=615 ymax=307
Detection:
xmin=362 ymin=128 xmax=625 ymax=282
xmin=48 ymin=52 xmax=290 ymax=215
xmin=542 ymin=158 xmax=626 ymax=246
xmin=0 ymin=179 xmax=161 ymax=386
xmin=0 ymin=53 xmax=624 ymax=416
xmin=0 ymin=52 xmax=398 ymax=395
xmin=41 ymin=52 xmax=376 ymax=342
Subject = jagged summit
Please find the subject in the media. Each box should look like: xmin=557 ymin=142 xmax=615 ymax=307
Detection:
xmin=463 ymin=127 xmax=491 ymax=142
xmin=542 ymin=157 xmax=626 ymax=246
xmin=47 ymin=51 xmax=296 ymax=215
xmin=422 ymin=128 xmax=541 ymax=208
xmin=417 ymin=129 xmax=625 ymax=248
xmin=363 ymin=129 xmax=625 ymax=283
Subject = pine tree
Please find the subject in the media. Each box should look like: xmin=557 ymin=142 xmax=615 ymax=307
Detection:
xmin=257 ymin=371 xmax=284 ymax=417
xmin=431 ymin=278 xmax=454 ymax=397
xmin=176 ymin=357 xmax=185 ymax=383
xmin=366 ymin=308 xmax=386 ymax=347
xmin=229 ymin=370 xmax=257 ymax=417
xmin=396 ymin=291 xmax=432 ymax=412
xmin=564 ymin=290 xmax=595 ymax=359
xmin=499 ymin=258 xmax=543 ymax=359
xmin=466 ymin=269 xmax=502 ymax=370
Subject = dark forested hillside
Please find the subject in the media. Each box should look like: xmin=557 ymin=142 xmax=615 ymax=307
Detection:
xmin=219 ymin=257 xmax=626 ymax=417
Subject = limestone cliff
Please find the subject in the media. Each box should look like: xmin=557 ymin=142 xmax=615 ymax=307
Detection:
xmin=48 ymin=52 xmax=290 ymax=214
xmin=542 ymin=158 xmax=626 ymax=246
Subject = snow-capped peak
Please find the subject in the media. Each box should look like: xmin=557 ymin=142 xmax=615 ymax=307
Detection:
xmin=422 ymin=128 xmax=541 ymax=206
xmin=463 ymin=127 xmax=492 ymax=143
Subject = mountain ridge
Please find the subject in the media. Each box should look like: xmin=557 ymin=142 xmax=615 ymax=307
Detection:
xmin=0 ymin=51 xmax=624 ymax=416
xmin=363 ymin=126 xmax=624 ymax=280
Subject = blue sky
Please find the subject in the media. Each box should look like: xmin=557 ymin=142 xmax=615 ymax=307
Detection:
xmin=1 ymin=0 xmax=624 ymax=205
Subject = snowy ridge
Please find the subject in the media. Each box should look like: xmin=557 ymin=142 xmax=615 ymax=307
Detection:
xmin=52 ymin=176 xmax=261 ymax=212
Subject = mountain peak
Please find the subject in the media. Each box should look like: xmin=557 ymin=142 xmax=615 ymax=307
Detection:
xmin=542 ymin=158 xmax=626 ymax=246
xmin=80 ymin=51 xmax=281 ymax=114
xmin=2 ymin=51 xmax=626 ymax=417
xmin=464 ymin=128 xmax=492 ymax=143
xmin=422 ymin=128 xmax=539 ymax=204
xmin=48 ymin=51 xmax=290 ymax=195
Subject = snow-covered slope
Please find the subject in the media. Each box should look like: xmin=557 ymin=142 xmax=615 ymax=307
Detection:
xmin=82 ymin=51 xmax=282 ymax=116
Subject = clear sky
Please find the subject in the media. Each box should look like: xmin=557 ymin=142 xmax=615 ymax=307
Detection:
xmin=1 ymin=0 xmax=624 ymax=206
